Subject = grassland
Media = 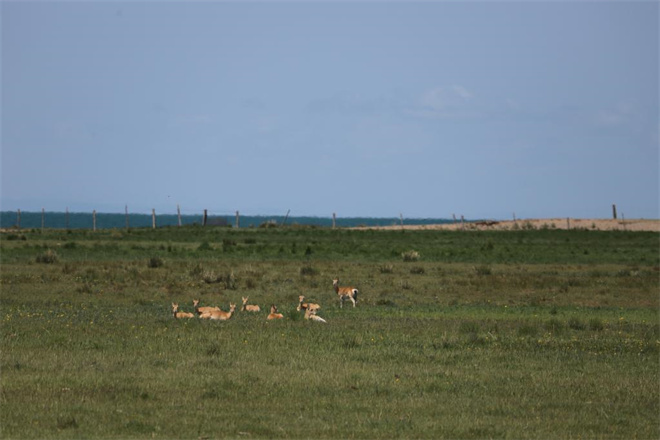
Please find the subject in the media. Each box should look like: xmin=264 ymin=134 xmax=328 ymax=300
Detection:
xmin=1 ymin=225 xmax=658 ymax=439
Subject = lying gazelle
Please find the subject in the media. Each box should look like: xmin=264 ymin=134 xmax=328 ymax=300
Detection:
xmin=297 ymin=295 xmax=321 ymax=312
xmin=304 ymin=306 xmax=327 ymax=323
xmin=192 ymin=299 xmax=221 ymax=316
xmin=267 ymin=304 xmax=284 ymax=320
xmin=241 ymin=296 xmax=261 ymax=312
xmin=172 ymin=303 xmax=195 ymax=319
xmin=332 ymin=278 xmax=358 ymax=308
xmin=199 ymin=303 xmax=236 ymax=321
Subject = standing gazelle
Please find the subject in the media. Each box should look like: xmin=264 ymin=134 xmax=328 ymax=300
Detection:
xmin=332 ymin=278 xmax=358 ymax=308
xmin=199 ymin=303 xmax=236 ymax=321
xmin=172 ymin=303 xmax=195 ymax=319
xmin=241 ymin=297 xmax=261 ymax=312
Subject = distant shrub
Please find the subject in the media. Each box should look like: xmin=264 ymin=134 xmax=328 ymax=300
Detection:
xmin=147 ymin=257 xmax=164 ymax=268
xmin=202 ymin=270 xmax=220 ymax=284
xmin=379 ymin=264 xmax=395 ymax=274
xmin=522 ymin=221 xmax=536 ymax=230
xmin=517 ymin=323 xmax=539 ymax=337
xmin=545 ymin=318 xmax=564 ymax=333
xmin=409 ymin=266 xmax=425 ymax=275
xmin=459 ymin=321 xmax=481 ymax=334
xmin=401 ymin=250 xmax=420 ymax=262
xmin=189 ymin=263 xmax=204 ymax=277
xmin=197 ymin=241 xmax=213 ymax=251
xmin=376 ymin=299 xmax=397 ymax=307
xmin=221 ymin=271 xmax=237 ymax=290
xmin=62 ymin=263 xmax=76 ymax=275
xmin=589 ymin=318 xmax=604 ymax=331
xmin=63 ymin=241 xmax=77 ymax=249
xmin=36 ymin=249 xmax=58 ymax=264
xmin=474 ymin=265 xmax=492 ymax=276
xmin=568 ymin=317 xmax=586 ymax=331
xmin=300 ymin=265 xmax=318 ymax=276
xmin=481 ymin=240 xmax=495 ymax=251
xmin=77 ymin=283 xmax=94 ymax=294
xmin=259 ymin=220 xmax=278 ymax=228
xmin=5 ymin=234 xmax=27 ymax=241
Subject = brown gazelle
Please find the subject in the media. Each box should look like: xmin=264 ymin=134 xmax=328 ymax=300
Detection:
xmin=304 ymin=306 xmax=327 ymax=323
xmin=267 ymin=304 xmax=284 ymax=320
xmin=172 ymin=303 xmax=194 ymax=319
xmin=297 ymin=295 xmax=321 ymax=312
xmin=332 ymin=278 xmax=358 ymax=308
xmin=241 ymin=296 xmax=261 ymax=312
xmin=199 ymin=303 xmax=236 ymax=321
xmin=192 ymin=299 xmax=221 ymax=316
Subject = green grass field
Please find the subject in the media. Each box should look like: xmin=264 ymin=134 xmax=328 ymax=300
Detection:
xmin=1 ymin=226 xmax=658 ymax=439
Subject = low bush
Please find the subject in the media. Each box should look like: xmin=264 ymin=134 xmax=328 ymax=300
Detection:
xmin=401 ymin=250 xmax=420 ymax=262
xmin=36 ymin=249 xmax=58 ymax=264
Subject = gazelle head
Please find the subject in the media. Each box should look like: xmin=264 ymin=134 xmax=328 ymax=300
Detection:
xmin=298 ymin=295 xmax=305 ymax=303
xmin=192 ymin=299 xmax=200 ymax=308
xmin=270 ymin=304 xmax=278 ymax=314
xmin=172 ymin=303 xmax=179 ymax=312
xmin=241 ymin=296 xmax=249 ymax=305
xmin=229 ymin=303 xmax=236 ymax=313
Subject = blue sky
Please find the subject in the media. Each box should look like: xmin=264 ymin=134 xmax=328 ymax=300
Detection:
xmin=2 ymin=1 xmax=658 ymax=219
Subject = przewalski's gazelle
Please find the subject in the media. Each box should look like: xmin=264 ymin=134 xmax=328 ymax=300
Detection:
xmin=297 ymin=295 xmax=321 ymax=312
xmin=304 ymin=306 xmax=327 ymax=323
xmin=241 ymin=296 xmax=261 ymax=312
xmin=172 ymin=303 xmax=195 ymax=319
xmin=192 ymin=299 xmax=221 ymax=316
xmin=267 ymin=304 xmax=284 ymax=320
xmin=332 ymin=278 xmax=358 ymax=308
xmin=199 ymin=303 xmax=236 ymax=321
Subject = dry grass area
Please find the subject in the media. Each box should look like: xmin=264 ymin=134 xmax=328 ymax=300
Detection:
xmin=357 ymin=218 xmax=660 ymax=232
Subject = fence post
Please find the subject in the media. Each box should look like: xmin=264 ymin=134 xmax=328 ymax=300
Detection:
xmin=235 ymin=211 xmax=240 ymax=229
xmin=332 ymin=213 xmax=336 ymax=229
xmin=203 ymin=209 xmax=208 ymax=226
xmin=16 ymin=209 xmax=21 ymax=229
xmin=125 ymin=205 xmax=129 ymax=229
xmin=41 ymin=208 xmax=45 ymax=231
xmin=93 ymin=210 xmax=97 ymax=232
xmin=177 ymin=205 xmax=182 ymax=227
xmin=612 ymin=204 xmax=617 ymax=220
xmin=566 ymin=218 xmax=570 ymax=230
xmin=66 ymin=207 xmax=70 ymax=230
xmin=152 ymin=209 xmax=156 ymax=229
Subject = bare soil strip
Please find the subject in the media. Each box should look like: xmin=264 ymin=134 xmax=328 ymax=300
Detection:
xmin=355 ymin=218 xmax=660 ymax=232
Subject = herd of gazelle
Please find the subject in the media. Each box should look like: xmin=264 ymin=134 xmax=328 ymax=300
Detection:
xmin=172 ymin=279 xmax=358 ymax=324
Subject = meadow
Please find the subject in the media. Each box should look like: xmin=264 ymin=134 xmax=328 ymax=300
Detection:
xmin=1 ymin=225 xmax=658 ymax=439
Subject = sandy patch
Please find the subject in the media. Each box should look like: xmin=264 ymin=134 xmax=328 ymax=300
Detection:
xmin=354 ymin=218 xmax=660 ymax=232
